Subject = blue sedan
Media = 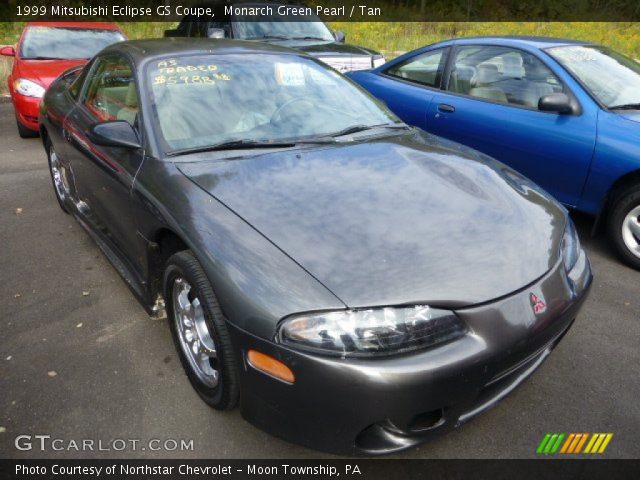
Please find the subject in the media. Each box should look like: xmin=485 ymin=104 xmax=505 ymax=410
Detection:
xmin=348 ymin=36 xmax=640 ymax=270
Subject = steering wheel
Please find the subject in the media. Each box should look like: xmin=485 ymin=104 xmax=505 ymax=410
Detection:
xmin=270 ymin=97 xmax=314 ymax=125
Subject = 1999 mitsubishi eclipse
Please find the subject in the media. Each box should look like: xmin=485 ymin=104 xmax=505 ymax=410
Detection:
xmin=39 ymin=39 xmax=592 ymax=455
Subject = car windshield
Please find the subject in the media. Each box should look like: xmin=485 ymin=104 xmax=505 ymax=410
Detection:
xmin=232 ymin=14 xmax=334 ymax=41
xmin=147 ymin=54 xmax=398 ymax=153
xmin=20 ymin=26 xmax=125 ymax=60
xmin=547 ymin=45 xmax=640 ymax=109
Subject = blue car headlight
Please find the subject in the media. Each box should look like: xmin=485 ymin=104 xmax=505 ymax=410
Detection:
xmin=278 ymin=306 xmax=466 ymax=357
xmin=562 ymin=218 xmax=581 ymax=272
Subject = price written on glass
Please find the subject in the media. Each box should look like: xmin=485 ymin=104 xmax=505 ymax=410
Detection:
xmin=153 ymin=60 xmax=231 ymax=86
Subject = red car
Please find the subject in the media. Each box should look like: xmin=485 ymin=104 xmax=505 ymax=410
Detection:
xmin=1 ymin=22 xmax=126 ymax=138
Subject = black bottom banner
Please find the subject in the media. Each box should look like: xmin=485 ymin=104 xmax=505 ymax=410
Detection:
xmin=1 ymin=459 xmax=639 ymax=480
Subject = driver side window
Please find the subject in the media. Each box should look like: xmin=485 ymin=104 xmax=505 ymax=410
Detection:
xmin=447 ymin=46 xmax=564 ymax=109
xmin=83 ymin=55 xmax=139 ymax=126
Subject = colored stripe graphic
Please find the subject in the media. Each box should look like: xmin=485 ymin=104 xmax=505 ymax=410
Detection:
xmin=537 ymin=433 xmax=565 ymax=454
xmin=537 ymin=433 xmax=613 ymax=454
xmin=585 ymin=433 xmax=614 ymax=454
xmin=537 ymin=433 xmax=552 ymax=454
xmin=598 ymin=433 xmax=613 ymax=453
xmin=560 ymin=433 xmax=575 ymax=453
xmin=574 ymin=433 xmax=589 ymax=454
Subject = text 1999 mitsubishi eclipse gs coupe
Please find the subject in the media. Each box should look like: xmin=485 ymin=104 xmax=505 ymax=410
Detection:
xmin=39 ymin=39 xmax=592 ymax=455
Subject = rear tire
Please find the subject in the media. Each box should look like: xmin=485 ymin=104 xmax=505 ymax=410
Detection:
xmin=164 ymin=250 xmax=240 ymax=410
xmin=16 ymin=116 xmax=38 ymax=138
xmin=607 ymin=185 xmax=640 ymax=270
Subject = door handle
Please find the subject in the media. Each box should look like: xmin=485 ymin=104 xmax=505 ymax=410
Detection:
xmin=438 ymin=104 xmax=455 ymax=113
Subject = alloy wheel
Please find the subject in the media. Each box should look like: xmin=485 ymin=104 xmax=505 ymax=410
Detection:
xmin=49 ymin=145 xmax=69 ymax=203
xmin=172 ymin=277 xmax=219 ymax=387
xmin=621 ymin=205 xmax=640 ymax=259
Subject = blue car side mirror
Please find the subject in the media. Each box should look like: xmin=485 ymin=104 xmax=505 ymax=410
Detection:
xmin=538 ymin=93 xmax=574 ymax=114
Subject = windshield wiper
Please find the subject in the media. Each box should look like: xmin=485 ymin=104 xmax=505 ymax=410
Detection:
xmin=326 ymin=122 xmax=411 ymax=139
xmin=288 ymin=36 xmax=329 ymax=41
xmin=245 ymin=35 xmax=289 ymax=41
xmin=609 ymin=103 xmax=640 ymax=110
xmin=167 ymin=138 xmax=334 ymax=157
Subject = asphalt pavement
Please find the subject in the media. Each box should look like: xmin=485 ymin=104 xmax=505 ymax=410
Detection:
xmin=0 ymin=101 xmax=638 ymax=459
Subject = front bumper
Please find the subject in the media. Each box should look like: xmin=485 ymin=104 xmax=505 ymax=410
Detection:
xmin=227 ymin=250 xmax=592 ymax=455
xmin=12 ymin=92 xmax=41 ymax=131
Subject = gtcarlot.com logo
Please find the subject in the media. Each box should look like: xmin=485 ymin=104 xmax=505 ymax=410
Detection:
xmin=536 ymin=433 xmax=613 ymax=455
xmin=14 ymin=435 xmax=194 ymax=452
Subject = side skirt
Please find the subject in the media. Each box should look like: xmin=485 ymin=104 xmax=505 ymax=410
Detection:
xmin=72 ymin=212 xmax=165 ymax=319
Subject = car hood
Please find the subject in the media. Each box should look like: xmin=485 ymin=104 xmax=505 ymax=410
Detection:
xmin=291 ymin=41 xmax=379 ymax=57
xmin=16 ymin=59 xmax=87 ymax=88
xmin=177 ymin=133 xmax=565 ymax=309
xmin=264 ymin=40 xmax=378 ymax=71
xmin=618 ymin=111 xmax=640 ymax=124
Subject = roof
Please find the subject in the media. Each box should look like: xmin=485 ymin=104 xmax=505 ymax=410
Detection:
xmin=448 ymin=35 xmax=591 ymax=49
xmin=102 ymin=38 xmax=302 ymax=62
xmin=25 ymin=22 xmax=122 ymax=31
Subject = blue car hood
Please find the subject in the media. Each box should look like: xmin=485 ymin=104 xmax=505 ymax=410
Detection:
xmin=618 ymin=111 xmax=640 ymax=123
xmin=177 ymin=133 xmax=566 ymax=308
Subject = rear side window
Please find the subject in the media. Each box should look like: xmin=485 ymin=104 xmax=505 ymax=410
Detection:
xmin=447 ymin=45 xmax=564 ymax=109
xmin=384 ymin=49 xmax=448 ymax=88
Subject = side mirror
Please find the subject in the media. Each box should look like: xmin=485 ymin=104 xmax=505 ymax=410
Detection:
xmin=207 ymin=27 xmax=226 ymax=39
xmin=164 ymin=29 xmax=181 ymax=38
xmin=538 ymin=93 xmax=574 ymax=114
xmin=333 ymin=31 xmax=346 ymax=43
xmin=88 ymin=121 xmax=141 ymax=149
xmin=1 ymin=45 xmax=15 ymax=57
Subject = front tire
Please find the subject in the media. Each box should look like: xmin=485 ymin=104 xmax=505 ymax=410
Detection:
xmin=164 ymin=251 xmax=240 ymax=410
xmin=607 ymin=185 xmax=640 ymax=270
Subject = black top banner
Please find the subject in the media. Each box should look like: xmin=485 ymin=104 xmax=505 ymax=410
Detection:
xmin=1 ymin=0 xmax=640 ymax=22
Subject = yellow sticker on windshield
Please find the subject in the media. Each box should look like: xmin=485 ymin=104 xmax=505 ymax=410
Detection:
xmin=275 ymin=63 xmax=305 ymax=86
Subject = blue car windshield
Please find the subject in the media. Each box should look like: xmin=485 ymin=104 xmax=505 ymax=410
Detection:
xmin=147 ymin=54 xmax=397 ymax=152
xmin=548 ymin=45 xmax=640 ymax=109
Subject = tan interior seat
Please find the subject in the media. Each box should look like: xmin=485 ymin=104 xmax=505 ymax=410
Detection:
xmin=521 ymin=62 xmax=555 ymax=108
xmin=116 ymin=82 xmax=139 ymax=125
xmin=469 ymin=64 xmax=508 ymax=103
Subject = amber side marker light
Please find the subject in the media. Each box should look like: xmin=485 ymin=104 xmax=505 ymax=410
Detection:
xmin=247 ymin=350 xmax=295 ymax=384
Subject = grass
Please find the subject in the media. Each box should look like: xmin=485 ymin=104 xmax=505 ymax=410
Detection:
xmin=1 ymin=21 xmax=639 ymax=95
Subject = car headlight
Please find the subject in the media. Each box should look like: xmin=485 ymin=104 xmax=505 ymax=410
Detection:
xmin=561 ymin=218 xmax=581 ymax=272
xmin=278 ymin=305 xmax=465 ymax=357
xmin=14 ymin=78 xmax=45 ymax=98
xmin=372 ymin=56 xmax=386 ymax=68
